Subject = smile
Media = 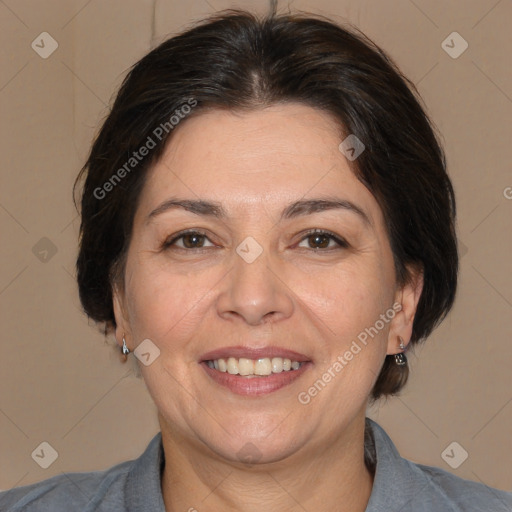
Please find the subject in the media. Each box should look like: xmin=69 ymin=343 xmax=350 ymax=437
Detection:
xmin=206 ymin=357 xmax=304 ymax=376
xmin=201 ymin=358 xmax=312 ymax=396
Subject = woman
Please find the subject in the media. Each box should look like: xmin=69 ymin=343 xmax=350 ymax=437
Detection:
xmin=1 ymin=9 xmax=510 ymax=512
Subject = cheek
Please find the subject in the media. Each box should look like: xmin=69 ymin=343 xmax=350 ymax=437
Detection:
xmin=123 ymin=254 xmax=220 ymax=343
xmin=294 ymin=259 xmax=392 ymax=411
xmin=298 ymin=258 xmax=390 ymax=335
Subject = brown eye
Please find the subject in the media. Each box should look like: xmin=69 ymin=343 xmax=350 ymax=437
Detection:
xmin=163 ymin=230 xmax=215 ymax=250
xmin=181 ymin=233 xmax=206 ymax=248
xmin=297 ymin=230 xmax=348 ymax=250
xmin=307 ymin=233 xmax=331 ymax=249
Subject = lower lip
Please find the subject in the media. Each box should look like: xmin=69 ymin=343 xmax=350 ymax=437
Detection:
xmin=200 ymin=361 xmax=312 ymax=396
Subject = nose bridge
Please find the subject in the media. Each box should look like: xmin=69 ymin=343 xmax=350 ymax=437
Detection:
xmin=217 ymin=235 xmax=294 ymax=325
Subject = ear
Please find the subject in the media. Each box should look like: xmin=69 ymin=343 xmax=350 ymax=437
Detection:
xmin=387 ymin=263 xmax=424 ymax=355
xmin=112 ymin=281 xmax=132 ymax=351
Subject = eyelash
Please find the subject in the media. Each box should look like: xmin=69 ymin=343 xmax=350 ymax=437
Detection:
xmin=162 ymin=228 xmax=349 ymax=252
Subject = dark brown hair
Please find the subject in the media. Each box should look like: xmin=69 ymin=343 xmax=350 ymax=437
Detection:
xmin=74 ymin=10 xmax=458 ymax=400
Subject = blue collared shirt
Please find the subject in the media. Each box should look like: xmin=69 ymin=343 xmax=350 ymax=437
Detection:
xmin=1 ymin=418 xmax=511 ymax=511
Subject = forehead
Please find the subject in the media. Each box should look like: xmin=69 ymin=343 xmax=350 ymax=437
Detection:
xmin=138 ymin=103 xmax=380 ymax=224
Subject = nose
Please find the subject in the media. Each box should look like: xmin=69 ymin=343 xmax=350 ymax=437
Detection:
xmin=216 ymin=246 xmax=294 ymax=326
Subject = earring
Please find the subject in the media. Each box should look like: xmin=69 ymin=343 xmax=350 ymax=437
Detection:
xmin=395 ymin=335 xmax=407 ymax=366
xmin=121 ymin=335 xmax=130 ymax=357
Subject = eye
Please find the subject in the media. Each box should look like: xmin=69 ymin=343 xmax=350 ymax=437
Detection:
xmin=163 ymin=230 xmax=215 ymax=250
xmin=297 ymin=229 xmax=348 ymax=250
xmin=162 ymin=228 xmax=348 ymax=252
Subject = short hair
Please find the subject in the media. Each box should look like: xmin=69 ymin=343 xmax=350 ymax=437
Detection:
xmin=74 ymin=10 xmax=458 ymax=400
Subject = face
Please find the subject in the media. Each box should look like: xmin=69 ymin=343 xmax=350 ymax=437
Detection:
xmin=113 ymin=103 xmax=422 ymax=464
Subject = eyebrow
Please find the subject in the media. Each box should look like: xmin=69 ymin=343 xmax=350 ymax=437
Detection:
xmin=147 ymin=197 xmax=372 ymax=228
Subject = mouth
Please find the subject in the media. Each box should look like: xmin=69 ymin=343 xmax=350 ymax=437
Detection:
xmin=199 ymin=346 xmax=312 ymax=396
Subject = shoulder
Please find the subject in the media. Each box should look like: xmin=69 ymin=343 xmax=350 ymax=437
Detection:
xmin=366 ymin=418 xmax=512 ymax=512
xmin=405 ymin=458 xmax=512 ymax=511
xmin=0 ymin=431 xmax=165 ymax=512
xmin=0 ymin=459 xmax=132 ymax=512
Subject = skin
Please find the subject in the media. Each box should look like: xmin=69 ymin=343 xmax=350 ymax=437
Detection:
xmin=113 ymin=103 xmax=423 ymax=512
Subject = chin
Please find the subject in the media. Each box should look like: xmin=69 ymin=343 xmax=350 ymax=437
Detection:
xmin=192 ymin=417 xmax=308 ymax=466
xmin=210 ymin=438 xmax=302 ymax=466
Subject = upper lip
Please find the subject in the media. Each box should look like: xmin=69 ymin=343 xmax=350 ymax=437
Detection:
xmin=200 ymin=345 xmax=311 ymax=362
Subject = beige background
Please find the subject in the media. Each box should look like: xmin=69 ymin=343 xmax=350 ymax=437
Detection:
xmin=1 ymin=0 xmax=511 ymax=495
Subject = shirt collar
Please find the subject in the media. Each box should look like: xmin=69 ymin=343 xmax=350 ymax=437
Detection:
xmin=124 ymin=431 xmax=166 ymax=512
xmin=123 ymin=418 xmax=426 ymax=512
xmin=365 ymin=417 xmax=432 ymax=511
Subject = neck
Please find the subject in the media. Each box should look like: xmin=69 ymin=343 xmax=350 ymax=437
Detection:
xmin=159 ymin=411 xmax=374 ymax=512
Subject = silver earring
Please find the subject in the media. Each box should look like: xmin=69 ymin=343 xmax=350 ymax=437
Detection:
xmin=122 ymin=336 xmax=130 ymax=355
xmin=394 ymin=353 xmax=407 ymax=366
xmin=395 ymin=336 xmax=407 ymax=366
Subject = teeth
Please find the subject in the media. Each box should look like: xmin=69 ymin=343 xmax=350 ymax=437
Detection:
xmin=227 ymin=357 xmax=239 ymax=374
xmin=238 ymin=358 xmax=253 ymax=376
xmin=218 ymin=358 xmax=227 ymax=372
xmin=206 ymin=357 xmax=304 ymax=376
xmin=254 ymin=358 xmax=272 ymax=376
xmin=271 ymin=357 xmax=283 ymax=373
